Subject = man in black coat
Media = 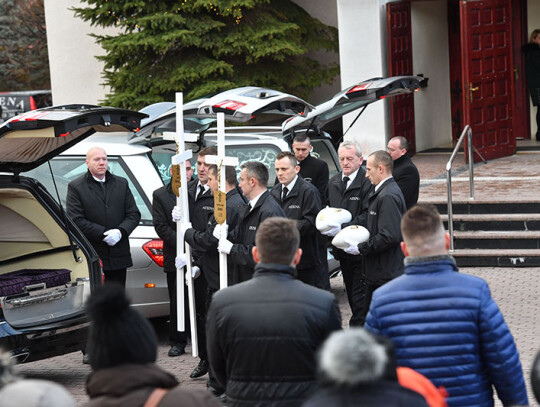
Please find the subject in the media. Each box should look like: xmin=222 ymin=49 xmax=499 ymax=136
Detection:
xmin=67 ymin=147 xmax=140 ymax=288
xmin=344 ymin=150 xmax=406 ymax=323
xmin=207 ymin=218 xmax=342 ymax=407
xmin=271 ymin=151 xmax=322 ymax=286
xmin=524 ymin=29 xmax=540 ymax=140
xmin=216 ymin=161 xmax=285 ymax=284
xmin=324 ymin=141 xmax=372 ymax=326
xmin=152 ymin=159 xmax=194 ymax=358
xmin=387 ymin=136 xmax=420 ymax=210
xmin=292 ymin=134 xmax=331 ymax=290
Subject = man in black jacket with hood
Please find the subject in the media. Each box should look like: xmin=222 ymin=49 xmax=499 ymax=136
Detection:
xmin=271 ymin=151 xmax=322 ymax=286
xmin=67 ymin=147 xmax=140 ymax=288
xmin=207 ymin=217 xmax=342 ymax=407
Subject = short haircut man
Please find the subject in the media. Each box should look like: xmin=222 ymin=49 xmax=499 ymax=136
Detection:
xmin=387 ymin=136 xmax=419 ymax=210
xmin=218 ymin=161 xmax=285 ymax=283
xmin=291 ymin=134 xmax=331 ymax=290
xmin=365 ymin=205 xmax=529 ymax=406
xmin=271 ymin=151 xmax=322 ymax=286
xmin=207 ymin=217 xmax=341 ymax=407
xmin=67 ymin=147 xmax=140 ymax=288
xmin=240 ymin=161 xmax=269 ymax=188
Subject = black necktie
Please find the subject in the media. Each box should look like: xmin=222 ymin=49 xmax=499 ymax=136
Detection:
xmin=281 ymin=186 xmax=289 ymax=201
xmin=342 ymin=176 xmax=350 ymax=193
xmin=197 ymin=185 xmax=204 ymax=201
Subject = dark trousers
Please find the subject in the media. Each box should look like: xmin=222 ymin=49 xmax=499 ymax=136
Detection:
xmin=363 ymin=278 xmax=391 ymax=322
xmin=316 ymin=233 xmax=331 ymax=291
xmin=166 ymin=271 xmax=208 ymax=360
xmin=205 ymin=286 xmax=223 ymax=393
xmin=297 ymin=268 xmax=319 ymax=287
xmin=536 ymin=107 xmax=540 ymax=140
xmin=340 ymin=257 xmax=368 ymax=327
xmin=103 ymin=268 xmax=126 ymax=288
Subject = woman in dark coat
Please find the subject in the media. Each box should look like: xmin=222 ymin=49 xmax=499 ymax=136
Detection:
xmin=523 ymin=29 xmax=540 ymax=140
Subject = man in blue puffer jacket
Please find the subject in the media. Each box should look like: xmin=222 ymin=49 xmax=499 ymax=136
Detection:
xmin=365 ymin=204 xmax=528 ymax=407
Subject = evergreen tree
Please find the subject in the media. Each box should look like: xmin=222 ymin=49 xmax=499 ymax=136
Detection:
xmin=73 ymin=0 xmax=339 ymax=109
xmin=0 ymin=0 xmax=51 ymax=91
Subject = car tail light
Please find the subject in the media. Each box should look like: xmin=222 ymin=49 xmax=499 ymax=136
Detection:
xmin=29 ymin=96 xmax=37 ymax=111
xmin=214 ymin=100 xmax=247 ymax=111
xmin=347 ymin=82 xmax=372 ymax=95
xmin=142 ymin=239 xmax=164 ymax=267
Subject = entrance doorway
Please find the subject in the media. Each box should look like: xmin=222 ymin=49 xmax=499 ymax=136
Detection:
xmin=387 ymin=0 xmax=530 ymax=160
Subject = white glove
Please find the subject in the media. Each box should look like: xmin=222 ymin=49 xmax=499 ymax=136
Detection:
xmin=175 ymin=254 xmax=187 ymax=269
xmin=321 ymin=224 xmax=341 ymax=237
xmin=218 ymin=239 xmax=233 ymax=255
xmin=171 ymin=206 xmax=182 ymax=223
xmin=102 ymin=229 xmax=122 ymax=246
xmin=185 ymin=266 xmax=201 ymax=284
xmin=212 ymin=223 xmax=229 ymax=240
xmin=344 ymin=243 xmax=360 ymax=256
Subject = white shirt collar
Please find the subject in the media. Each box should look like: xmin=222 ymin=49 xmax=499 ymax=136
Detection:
xmin=375 ymin=176 xmax=393 ymax=192
xmin=249 ymin=190 xmax=266 ymax=210
xmin=93 ymin=175 xmax=105 ymax=183
xmin=342 ymin=168 xmax=359 ymax=186
xmin=283 ymin=175 xmax=298 ymax=192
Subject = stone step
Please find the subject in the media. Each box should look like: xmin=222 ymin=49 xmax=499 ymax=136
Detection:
xmin=452 ymin=249 xmax=540 ymax=267
xmin=429 ymin=201 xmax=540 ymax=215
xmin=442 ymin=213 xmax=540 ymax=231
xmin=452 ymin=231 xmax=540 ymax=250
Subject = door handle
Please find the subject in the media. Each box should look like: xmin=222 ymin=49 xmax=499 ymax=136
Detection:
xmin=469 ymin=84 xmax=479 ymax=103
xmin=514 ymin=67 xmax=519 ymax=81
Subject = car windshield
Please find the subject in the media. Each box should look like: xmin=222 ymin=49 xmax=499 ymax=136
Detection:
xmin=24 ymin=157 xmax=153 ymax=225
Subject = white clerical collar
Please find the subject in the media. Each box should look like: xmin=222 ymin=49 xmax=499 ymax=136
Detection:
xmin=284 ymin=175 xmax=298 ymax=191
xmin=375 ymin=176 xmax=393 ymax=192
xmin=249 ymin=190 xmax=266 ymax=211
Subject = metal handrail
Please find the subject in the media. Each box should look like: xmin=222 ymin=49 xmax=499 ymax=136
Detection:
xmin=446 ymin=125 xmax=475 ymax=252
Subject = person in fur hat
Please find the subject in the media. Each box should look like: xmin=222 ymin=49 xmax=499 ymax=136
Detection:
xmin=302 ymin=328 xmax=428 ymax=406
xmin=0 ymin=349 xmax=76 ymax=407
xmin=84 ymin=284 xmax=220 ymax=407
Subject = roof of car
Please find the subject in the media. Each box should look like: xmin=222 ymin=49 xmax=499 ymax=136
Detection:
xmin=61 ymin=133 xmax=151 ymax=156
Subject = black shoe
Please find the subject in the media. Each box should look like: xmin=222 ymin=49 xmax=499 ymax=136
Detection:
xmin=83 ymin=353 xmax=90 ymax=365
xmin=190 ymin=359 xmax=209 ymax=378
xmin=168 ymin=344 xmax=185 ymax=357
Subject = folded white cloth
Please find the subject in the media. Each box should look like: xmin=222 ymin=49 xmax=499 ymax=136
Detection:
xmin=332 ymin=225 xmax=370 ymax=250
xmin=316 ymin=207 xmax=352 ymax=234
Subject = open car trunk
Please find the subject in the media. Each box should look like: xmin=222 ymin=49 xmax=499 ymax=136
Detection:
xmin=0 ymin=180 xmax=98 ymax=329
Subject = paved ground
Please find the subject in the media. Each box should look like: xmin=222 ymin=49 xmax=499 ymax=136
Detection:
xmin=14 ymin=150 xmax=540 ymax=406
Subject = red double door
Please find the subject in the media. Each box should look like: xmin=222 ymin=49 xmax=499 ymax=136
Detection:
xmin=387 ymin=0 xmax=516 ymax=161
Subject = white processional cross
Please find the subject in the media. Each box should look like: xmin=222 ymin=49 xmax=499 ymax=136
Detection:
xmin=170 ymin=92 xmax=198 ymax=357
xmin=204 ymin=113 xmax=238 ymax=289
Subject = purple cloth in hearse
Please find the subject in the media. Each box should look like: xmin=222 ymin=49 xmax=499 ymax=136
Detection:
xmin=0 ymin=269 xmax=71 ymax=296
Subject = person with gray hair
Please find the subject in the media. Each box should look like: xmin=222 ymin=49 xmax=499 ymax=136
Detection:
xmin=207 ymin=217 xmax=341 ymax=406
xmin=216 ymin=161 xmax=285 ymax=283
xmin=324 ymin=140 xmax=373 ymax=326
xmin=302 ymin=328 xmax=428 ymax=406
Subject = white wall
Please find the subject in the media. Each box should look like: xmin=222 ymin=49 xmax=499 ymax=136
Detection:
xmin=337 ymin=0 xmax=387 ymax=156
xmin=528 ymin=0 xmax=540 ymax=137
xmin=43 ymin=0 xmax=118 ymax=105
xmin=293 ymin=0 xmax=341 ymax=104
xmin=411 ymin=0 xmax=452 ymax=151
